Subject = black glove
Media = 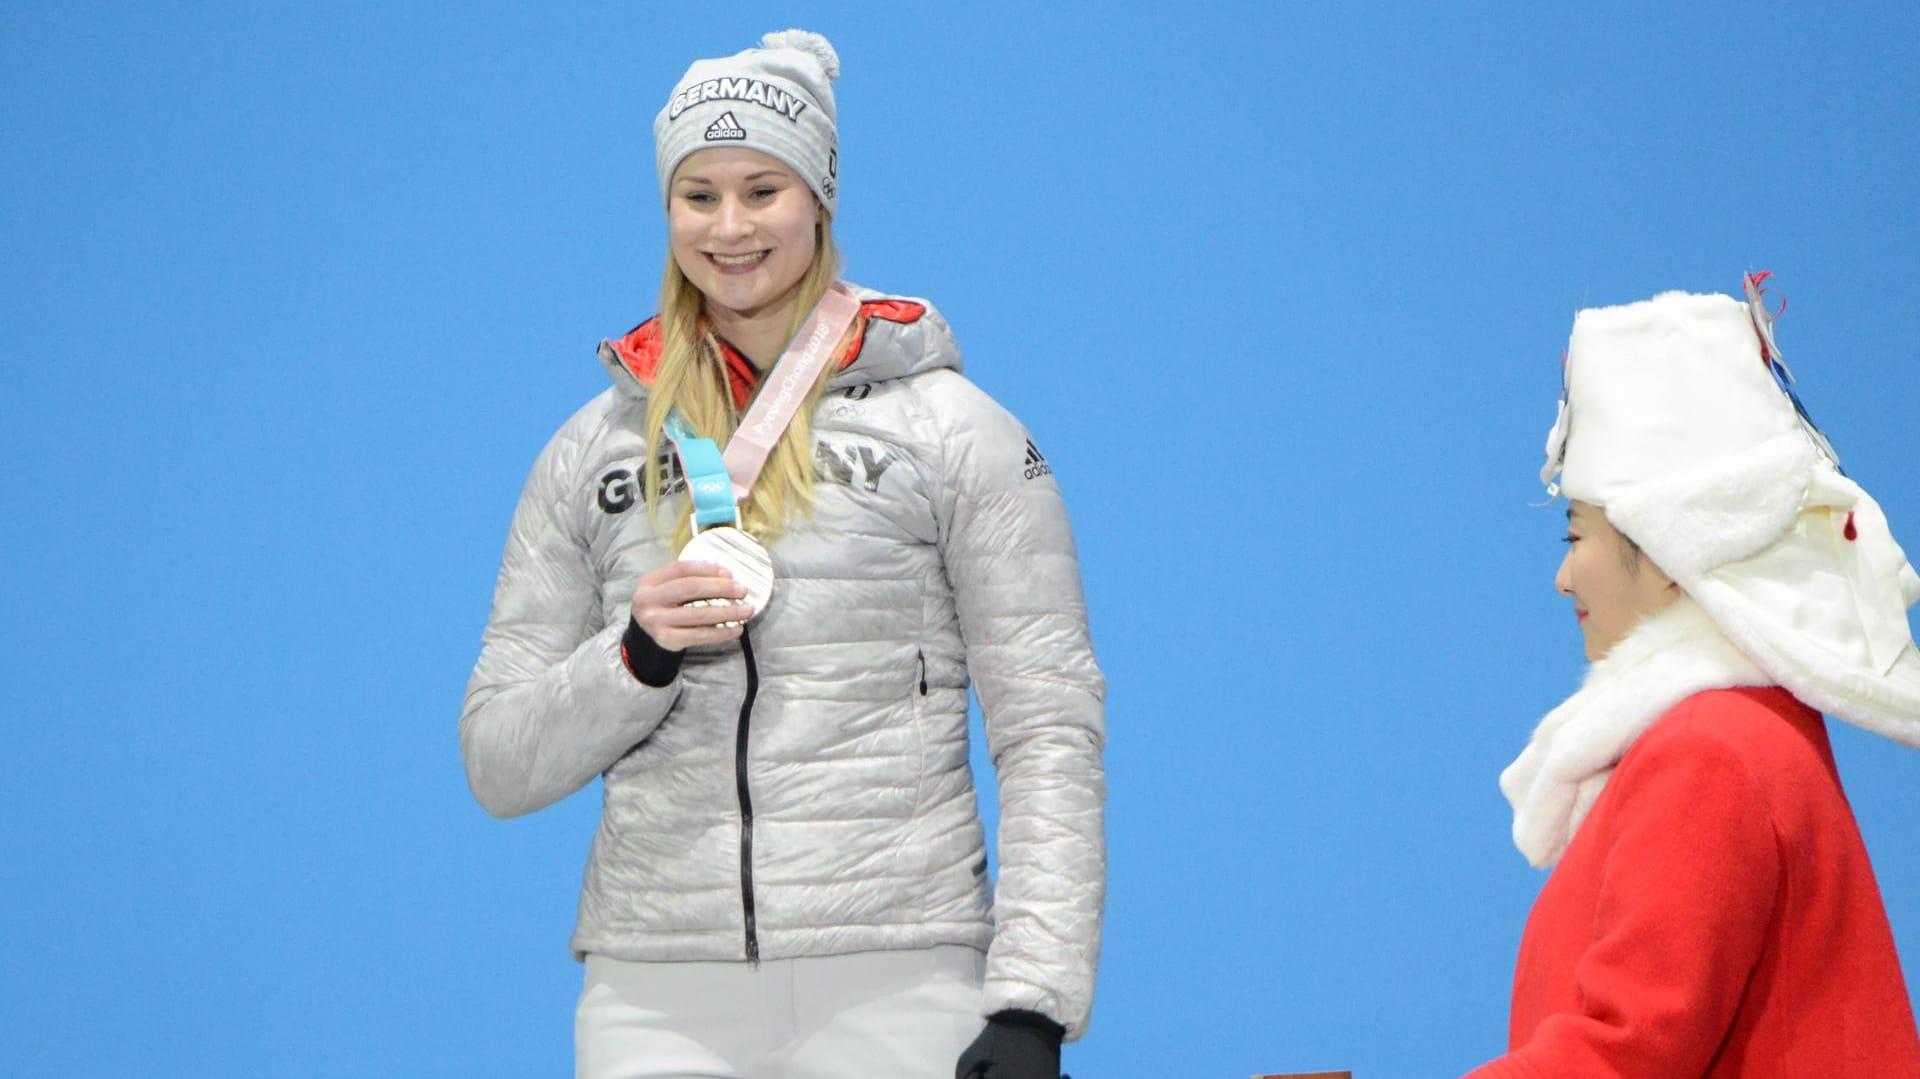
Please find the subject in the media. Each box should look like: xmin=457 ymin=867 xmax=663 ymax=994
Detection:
xmin=619 ymin=616 xmax=684 ymax=687
xmin=955 ymin=1009 xmax=1066 ymax=1079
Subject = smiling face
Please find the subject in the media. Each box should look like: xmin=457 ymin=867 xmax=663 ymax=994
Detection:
xmin=1555 ymin=501 xmax=1681 ymax=661
xmin=667 ymin=147 xmax=820 ymax=339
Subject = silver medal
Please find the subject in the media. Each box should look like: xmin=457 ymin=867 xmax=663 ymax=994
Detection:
xmin=681 ymin=525 xmax=775 ymax=625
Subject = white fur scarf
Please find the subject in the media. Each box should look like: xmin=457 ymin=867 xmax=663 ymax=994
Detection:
xmin=1500 ymin=597 xmax=1773 ymax=868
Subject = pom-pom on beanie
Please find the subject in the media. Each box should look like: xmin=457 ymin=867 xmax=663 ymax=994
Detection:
xmin=654 ymin=30 xmax=840 ymax=213
xmin=1539 ymin=276 xmax=1920 ymax=748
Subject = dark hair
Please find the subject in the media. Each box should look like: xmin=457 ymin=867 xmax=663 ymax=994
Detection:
xmin=1618 ymin=531 xmax=1644 ymax=574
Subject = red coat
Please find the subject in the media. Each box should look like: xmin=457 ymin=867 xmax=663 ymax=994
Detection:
xmin=1468 ymin=687 xmax=1920 ymax=1078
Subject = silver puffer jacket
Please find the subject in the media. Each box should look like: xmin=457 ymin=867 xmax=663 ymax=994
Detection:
xmin=460 ymin=289 xmax=1106 ymax=1037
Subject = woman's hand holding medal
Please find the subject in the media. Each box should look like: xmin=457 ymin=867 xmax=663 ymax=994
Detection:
xmin=642 ymin=284 xmax=856 ymax=650
xmin=630 ymin=561 xmax=752 ymax=651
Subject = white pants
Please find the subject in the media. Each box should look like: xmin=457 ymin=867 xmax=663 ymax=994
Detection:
xmin=576 ymin=945 xmax=986 ymax=1079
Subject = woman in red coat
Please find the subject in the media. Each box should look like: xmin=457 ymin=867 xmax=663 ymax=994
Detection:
xmin=1469 ymin=276 xmax=1920 ymax=1077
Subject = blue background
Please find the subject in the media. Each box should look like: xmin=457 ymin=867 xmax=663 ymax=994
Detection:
xmin=4 ymin=3 xmax=1916 ymax=1076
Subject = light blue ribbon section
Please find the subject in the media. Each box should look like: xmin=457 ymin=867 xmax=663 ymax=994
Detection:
xmin=665 ymin=411 xmax=738 ymax=530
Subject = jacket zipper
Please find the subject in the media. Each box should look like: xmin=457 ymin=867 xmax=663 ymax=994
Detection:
xmin=736 ymin=627 xmax=761 ymax=966
xmin=916 ymin=648 xmax=928 ymax=695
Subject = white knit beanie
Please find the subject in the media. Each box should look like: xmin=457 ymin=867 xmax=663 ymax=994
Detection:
xmin=654 ymin=30 xmax=840 ymax=213
xmin=1540 ymin=276 xmax=1920 ymax=746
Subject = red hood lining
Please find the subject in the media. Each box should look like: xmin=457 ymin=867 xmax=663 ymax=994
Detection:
xmin=609 ymin=298 xmax=927 ymax=409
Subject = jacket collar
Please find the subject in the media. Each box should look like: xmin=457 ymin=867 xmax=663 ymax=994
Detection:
xmin=598 ymin=293 xmax=933 ymax=409
xmin=1498 ymin=597 xmax=1773 ymax=868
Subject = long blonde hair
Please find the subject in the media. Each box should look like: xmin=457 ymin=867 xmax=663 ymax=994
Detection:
xmin=642 ymin=217 xmax=845 ymax=550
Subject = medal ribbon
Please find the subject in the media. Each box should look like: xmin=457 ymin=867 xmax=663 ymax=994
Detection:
xmin=663 ymin=284 xmax=862 ymax=532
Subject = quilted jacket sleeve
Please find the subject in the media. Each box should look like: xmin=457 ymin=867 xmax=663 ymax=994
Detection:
xmin=460 ymin=414 xmax=681 ymax=819
xmin=924 ymin=371 xmax=1108 ymax=1040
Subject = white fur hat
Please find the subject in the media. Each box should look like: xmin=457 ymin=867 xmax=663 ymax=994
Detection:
xmin=1540 ymin=279 xmax=1920 ymax=745
xmin=654 ymin=30 xmax=841 ymax=213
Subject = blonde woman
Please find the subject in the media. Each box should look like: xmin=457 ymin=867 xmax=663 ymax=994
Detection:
xmin=460 ymin=31 xmax=1103 ymax=1079
xmin=1470 ymin=280 xmax=1920 ymax=1077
